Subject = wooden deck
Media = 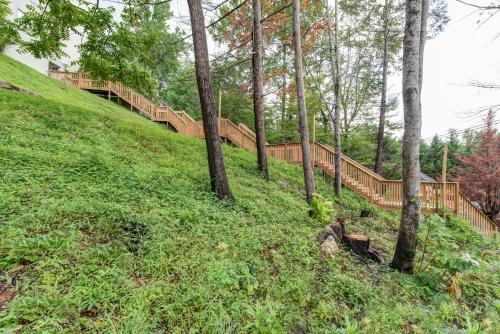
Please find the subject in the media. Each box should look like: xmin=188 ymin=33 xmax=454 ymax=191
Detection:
xmin=49 ymin=71 xmax=498 ymax=239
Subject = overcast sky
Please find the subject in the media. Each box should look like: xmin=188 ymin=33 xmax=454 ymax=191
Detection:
xmin=167 ymin=0 xmax=499 ymax=139
xmin=389 ymin=1 xmax=500 ymax=139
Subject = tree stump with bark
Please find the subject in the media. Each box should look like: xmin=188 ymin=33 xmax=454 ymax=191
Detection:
xmin=318 ymin=217 xmax=386 ymax=264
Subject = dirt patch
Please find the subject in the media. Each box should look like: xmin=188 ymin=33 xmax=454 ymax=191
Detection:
xmin=0 ymin=286 xmax=16 ymax=310
xmin=81 ymin=306 xmax=98 ymax=319
xmin=0 ymin=265 xmax=24 ymax=315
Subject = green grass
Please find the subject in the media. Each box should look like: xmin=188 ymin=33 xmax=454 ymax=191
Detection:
xmin=0 ymin=54 xmax=498 ymax=333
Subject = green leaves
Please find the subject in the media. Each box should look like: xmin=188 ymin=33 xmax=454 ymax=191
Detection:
xmin=0 ymin=0 xmax=18 ymax=51
xmin=415 ymin=214 xmax=488 ymax=301
xmin=309 ymin=193 xmax=335 ymax=224
xmin=13 ymin=0 xmax=186 ymax=100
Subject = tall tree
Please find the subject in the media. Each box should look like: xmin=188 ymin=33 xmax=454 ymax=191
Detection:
xmin=292 ymin=0 xmax=315 ymax=203
xmin=374 ymin=0 xmax=390 ymax=175
xmin=252 ymin=0 xmax=269 ymax=178
xmin=418 ymin=0 xmax=428 ymax=92
xmin=280 ymin=44 xmax=288 ymax=139
xmin=391 ymin=0 xmax=427 ymax=274
xmin=454 ymin=110 xmax=499 ymax=222
xmin=187 ymin=0 xmax=233 ymax=201
xmin=331 ymin=0 xmax=342 ymax=195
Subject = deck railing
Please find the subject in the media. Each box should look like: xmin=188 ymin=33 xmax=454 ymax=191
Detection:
xmin=49 ymin=70 xmax=497 ymax=238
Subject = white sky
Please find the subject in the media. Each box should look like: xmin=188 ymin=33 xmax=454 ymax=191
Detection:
xmin=389 ymin=1 xmax=500 ymax=139
xmin=159 ymin=0 xmax=500 ymax=139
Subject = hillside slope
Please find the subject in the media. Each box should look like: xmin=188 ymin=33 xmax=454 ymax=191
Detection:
xmin=0 ymin=55 xmax=498 ymax=333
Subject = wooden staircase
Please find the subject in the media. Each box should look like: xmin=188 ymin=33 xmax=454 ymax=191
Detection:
xmin=49 ymin=71 xmax=498 ymax=239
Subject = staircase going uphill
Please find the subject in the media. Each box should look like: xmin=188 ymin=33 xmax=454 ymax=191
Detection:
xmin=49 ymin=71 xmax=498 ymax=239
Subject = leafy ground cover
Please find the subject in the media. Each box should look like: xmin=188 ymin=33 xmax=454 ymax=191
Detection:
xmin=0 ymin=55 xmax=498 ymax=333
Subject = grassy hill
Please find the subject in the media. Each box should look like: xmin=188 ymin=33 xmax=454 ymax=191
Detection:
xmin=0 ymin=55 xmax=498 ymax=333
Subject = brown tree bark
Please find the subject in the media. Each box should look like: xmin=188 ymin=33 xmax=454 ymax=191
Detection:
xmin=281 ymin=44 xmax=287 ymax=139
xmin=187 ymin=0 xmax=233 ymax=201
xmin=334 ymin=0 xmax=342 ymax=195
xmin=391 ymin=0 xmax=426 ymax=273
xmin=292 ymin=0 xmax=315 ymax=203
xmin=252 ymin=0 xmax=268 ymax=179
xmin=374 ymin=0 xmax=389 ymax=175
xmin=330 ymin=0 xmax=342 ymax=195
xmin=419 ymin=0 xmax=429 ymax=92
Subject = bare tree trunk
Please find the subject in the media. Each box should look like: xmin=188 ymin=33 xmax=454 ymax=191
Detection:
xmin=391 ymin=0 xmax=425 ymax=273
xmin=292 ymin=0 xmax=315 ymax=203
xmin=375 ymin=0 xmax=389 ymax=175
xmin=331 ymin=0 xmax=342 ymax=195
xmin=252 ymin=0 xmax=268 ymax=179
xmin=419 ymin=0 xmax=428 ymax=92
xmin=281 ymin=44 xmax=287 ymax=138
xmin=187 ymin=0 xmax=233 ymax=201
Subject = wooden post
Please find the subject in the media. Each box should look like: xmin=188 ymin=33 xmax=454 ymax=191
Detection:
xmin=441 ymin=144 xmax=448 ymax=210
xmin=454 ymin=183 xmax=459 ymax=213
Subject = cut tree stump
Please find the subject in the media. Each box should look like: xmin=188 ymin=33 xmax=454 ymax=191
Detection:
xmin=318 ymin=219 xmax=386 ymax=264
xmin=342 ymin=233 xmax=370 ymax=256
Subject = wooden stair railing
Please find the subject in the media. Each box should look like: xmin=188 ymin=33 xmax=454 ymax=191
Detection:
xmin=267 ymin=141 xmax=497 ymax=238
xmin=49 ymin=70 xmax=498 ymax=238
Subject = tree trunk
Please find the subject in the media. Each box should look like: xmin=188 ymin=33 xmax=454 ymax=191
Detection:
xmin=252 ymin=0 xmax=268 ymax=179
xmin=419 ymin=0 xmax=428 ymax=92
xmin=187 ymin=0 xmax=233 ymax=201
xmin=281 ymin=44 xmax=287 ymax=138
xmin=374 ymin=0 xmax=389 ymax=175
xmin=292 ymin=0 xmax=315 ymax=203
xmin=332 ymin=0 xmax=342 ymax=195
xmin=391 ymin=0 xmax=425 ymax=273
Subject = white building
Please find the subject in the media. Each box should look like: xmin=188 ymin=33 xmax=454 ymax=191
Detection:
xmin=3 ymin=0 xmax=81 ymax=74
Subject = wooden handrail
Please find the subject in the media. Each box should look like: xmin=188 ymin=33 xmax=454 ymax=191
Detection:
xmin=314 ymin=141 xmax=386 ymax=181
xmin=48 ymin=70 xmax=497 ymax=239
xmin=238 ymin=123 xmax=257 ymax=139
xmin=176 ymin=110 xmax=196 ymax=123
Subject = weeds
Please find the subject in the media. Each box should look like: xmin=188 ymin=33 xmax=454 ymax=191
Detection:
xmin=0 ymin=55 xmax=498 ymax=333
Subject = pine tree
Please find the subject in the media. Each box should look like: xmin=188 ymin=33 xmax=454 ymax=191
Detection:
xmin=292 ymin=0 xmax=315 ymax=203
xmin=188 ymin=0 xmax=233 ymax=201
xmin=252 ymin=0 xmax=269 ymax=179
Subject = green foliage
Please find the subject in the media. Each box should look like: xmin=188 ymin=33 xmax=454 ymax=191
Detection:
xmin=0 ymin=0 xmax=18 ymax=51
xmin=420 ymin=130 xmax=479 ymax=180
xmin=13 ymin=0 xmax=185 ymax=99
xmin=342 ymin=124 xmax=403 ymax=179
xmin=415 ymin=214 xmax=496 ymax=300
xmin=160 ymin=64 xmax=201 ymax=117
xmin=310 ymin=194 xmax=335 ymax=224
xmin=0 ymin=56 xmax=498 ymax=333
xmin=245 ymin=300 xmax=283 ymax=334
